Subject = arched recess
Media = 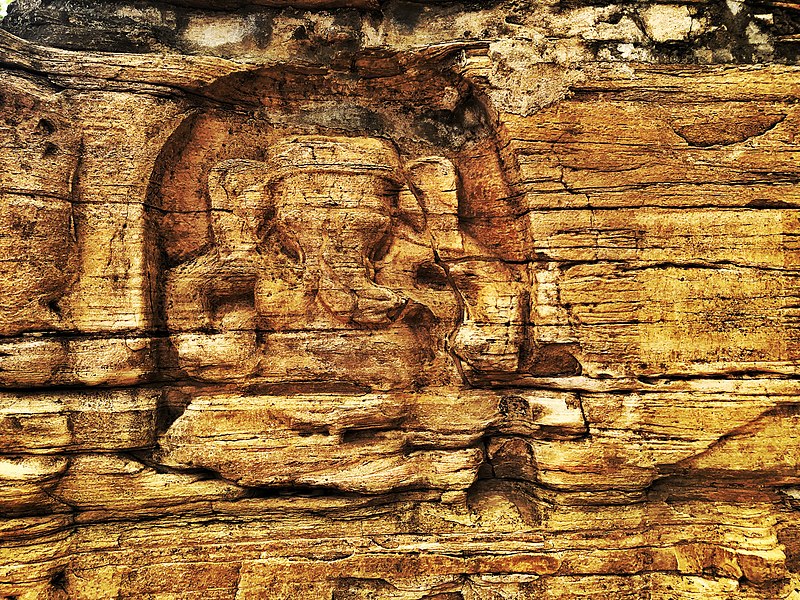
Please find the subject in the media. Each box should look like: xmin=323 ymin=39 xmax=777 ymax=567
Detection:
xmin=144 ymin=47 xmax=573 ymax=391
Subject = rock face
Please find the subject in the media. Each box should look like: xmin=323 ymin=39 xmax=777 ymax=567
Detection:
xmin=0 ymin=0 xmax=799 ymax=598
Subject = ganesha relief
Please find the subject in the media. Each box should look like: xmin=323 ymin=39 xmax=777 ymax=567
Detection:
xmin=165 ymin=136 xmax=528 ymax=388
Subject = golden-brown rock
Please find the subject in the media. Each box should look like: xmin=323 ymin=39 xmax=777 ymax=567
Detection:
xmin=0 ymin=0 xmax=799 ymax=597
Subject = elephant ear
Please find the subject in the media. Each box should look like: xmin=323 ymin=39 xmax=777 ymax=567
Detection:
xmin=405 ymin=157 xmax=527 ymax=374
xmin=404 ymin=156 xmax=466 ymax=260
xmin=207 ymin=159 xmax=272 ymax=254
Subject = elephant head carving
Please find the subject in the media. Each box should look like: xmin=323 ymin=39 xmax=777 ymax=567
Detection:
xmin=164 ymin=135 xmax=527 ymax=384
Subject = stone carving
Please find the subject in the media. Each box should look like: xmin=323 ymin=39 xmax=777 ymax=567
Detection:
xmin=156 ymin=135 xmax=582 ymax=499
xmin=165 ymin=135 xmax=526 ymax=386
xmin=2 ymin=3 xmax=800 ymax=597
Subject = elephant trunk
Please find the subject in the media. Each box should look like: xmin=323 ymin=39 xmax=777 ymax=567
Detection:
xmin=317 ymin=251 xmax=406 ymax=327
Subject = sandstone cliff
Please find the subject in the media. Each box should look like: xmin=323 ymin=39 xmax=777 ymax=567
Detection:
xmin=0 ymin=1 xmax=799 ymax=598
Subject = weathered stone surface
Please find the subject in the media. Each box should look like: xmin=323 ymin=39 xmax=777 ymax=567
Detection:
xmin=0 ymin=389 xmax=158 ymax=452
xmin=158 ymin=389 xmax=584 ymax=493
xmin=0 ymin=0 xmax=799 ymax=597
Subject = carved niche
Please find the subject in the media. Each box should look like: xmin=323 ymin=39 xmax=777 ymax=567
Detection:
xmin=146 ymin=65 xmax=585 ymax=496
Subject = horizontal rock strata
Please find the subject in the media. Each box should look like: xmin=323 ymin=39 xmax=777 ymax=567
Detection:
xmin=1 ymin=1 xmax=799 ymax=598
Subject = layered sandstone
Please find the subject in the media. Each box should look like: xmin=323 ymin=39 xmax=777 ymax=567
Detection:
xmin=0 ymin=1 xmax=799 ymax=598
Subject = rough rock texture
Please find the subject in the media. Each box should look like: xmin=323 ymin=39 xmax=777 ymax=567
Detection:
xmin=1 ymin=0 xmax=799 ymax=598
